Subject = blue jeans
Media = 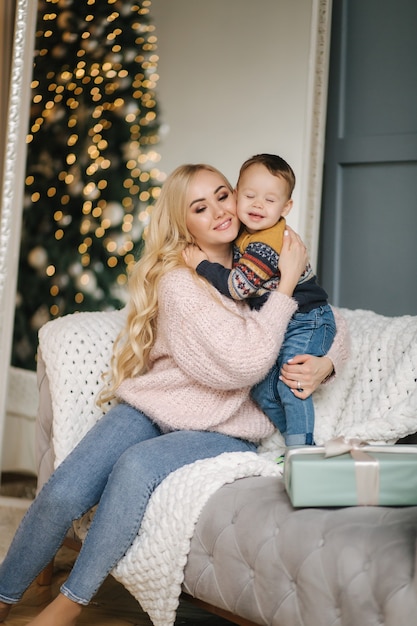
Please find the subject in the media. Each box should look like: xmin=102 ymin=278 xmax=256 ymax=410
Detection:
xmin=251 ymin=305 xmax=336 ymax=446
xmin=0 ymin=403 xmax=256 ymax=606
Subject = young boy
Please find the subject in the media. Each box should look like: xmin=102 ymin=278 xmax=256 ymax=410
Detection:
xmin=183 ymin=153 xmax=336 ymax=446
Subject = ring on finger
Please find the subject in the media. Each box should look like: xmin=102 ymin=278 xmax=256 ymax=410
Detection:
xmin=297 ymin=380 xmax=302 ymax=390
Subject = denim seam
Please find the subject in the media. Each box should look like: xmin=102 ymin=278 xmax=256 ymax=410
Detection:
xmin=60 ymin=584 xmax=90 ymax=606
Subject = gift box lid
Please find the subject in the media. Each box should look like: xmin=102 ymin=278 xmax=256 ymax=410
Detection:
xmin=284 ymin=444 xmax=417 ymax=507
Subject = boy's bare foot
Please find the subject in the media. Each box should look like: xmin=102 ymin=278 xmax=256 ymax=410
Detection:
xmin=0 ymin=601 xmax=11 ymax=622
xmin=27 ymin=593 xmax=82 ymax=626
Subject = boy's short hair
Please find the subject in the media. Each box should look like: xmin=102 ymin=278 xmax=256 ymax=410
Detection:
xmin=238 ymin=153 xmax=296 ymax=198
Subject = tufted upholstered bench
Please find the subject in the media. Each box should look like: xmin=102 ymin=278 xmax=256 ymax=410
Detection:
xmin=35 ymin=306 xmax=417 ymax=626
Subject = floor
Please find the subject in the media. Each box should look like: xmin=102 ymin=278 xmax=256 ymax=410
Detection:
xmin=4 ymin=548 xmax=235 ymax=625
xmin=0 ymin=473 xmax=234 ymax=626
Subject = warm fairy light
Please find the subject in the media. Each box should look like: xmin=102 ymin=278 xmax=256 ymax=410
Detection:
xmin=80 ymin=219 xmax=92 ymax=234
xmin=138 ymin=190 xmax=150 ymax=202
xmin=106 ymin=240 xmax=117 ymax=252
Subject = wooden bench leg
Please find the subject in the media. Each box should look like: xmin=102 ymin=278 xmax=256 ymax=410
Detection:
xmin=36 ymin=560 xmax=54 ymax=586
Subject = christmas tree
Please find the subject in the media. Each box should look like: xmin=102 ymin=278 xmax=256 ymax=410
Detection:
xmin=13 ymin=0 xmax=162 ymax=370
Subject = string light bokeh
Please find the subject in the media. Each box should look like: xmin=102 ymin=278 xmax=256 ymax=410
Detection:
xmin=13 ymin=0 xmax=166 ymax=369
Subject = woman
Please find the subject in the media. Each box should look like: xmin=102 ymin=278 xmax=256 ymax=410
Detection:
xmin=0 ymin=164 xmax=348 ymax=626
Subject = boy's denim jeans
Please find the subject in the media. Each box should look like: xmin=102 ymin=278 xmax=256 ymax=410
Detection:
xmin=0 ymin=403 xmax=256 ymax=606
xmin=251 ymin=305 xmax=336 ymax=446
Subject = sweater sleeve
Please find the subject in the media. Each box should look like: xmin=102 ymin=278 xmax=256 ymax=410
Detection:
xmin=157 ymin=269 xmax=297 ymax=391
xmin=196 ymin=260 xmax=234 ymax=298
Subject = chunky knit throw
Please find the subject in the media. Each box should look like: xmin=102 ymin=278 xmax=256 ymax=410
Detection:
xmin=38 ymin=305 xmax=417 ymax=626
xmin=313 ymin=308 xmax=417 ymax=444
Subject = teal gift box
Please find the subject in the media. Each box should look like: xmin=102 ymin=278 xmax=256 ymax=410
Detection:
xmin=284 ymin=441 xmax=417 ymax=507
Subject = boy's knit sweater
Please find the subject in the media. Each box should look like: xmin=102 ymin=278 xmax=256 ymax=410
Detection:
xmin=197 ymin=218 xmax=329 ymax=312
xmin=117 ymin=269 xmax=349 ymax=442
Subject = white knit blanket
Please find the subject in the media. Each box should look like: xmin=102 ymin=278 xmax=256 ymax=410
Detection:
xmin=313 ymin=308 xmax=417 ymax=444
xmin=114 ymin=451 xmax=281 ymax=625
xmin=38 ymin=306 xmax=417 ymax=625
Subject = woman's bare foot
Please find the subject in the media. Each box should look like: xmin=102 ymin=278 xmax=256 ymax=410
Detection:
xmin=27 ymin=593 xmax=83 ymax=626
xmin=0 ymin=601 xmax=11 ymax=622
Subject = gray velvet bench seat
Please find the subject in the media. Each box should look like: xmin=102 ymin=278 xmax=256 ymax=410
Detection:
xmin=183 ymin=474 xmax=417 ymax=625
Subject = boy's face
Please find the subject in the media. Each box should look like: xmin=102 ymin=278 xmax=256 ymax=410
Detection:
xmin=236 ymin=163 xmax=293 ymax=233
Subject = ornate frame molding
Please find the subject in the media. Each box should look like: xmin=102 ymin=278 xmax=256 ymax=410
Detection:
xmin=0 ymin=0 xmax=37 ymax=461
xmin=300 ymin=0 xmax=333 ymax=267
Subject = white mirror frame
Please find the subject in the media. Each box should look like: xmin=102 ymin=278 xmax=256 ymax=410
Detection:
xmin=0 ymin=0 xmax=333 ymax=469
xmin=0 ymin=0 xmax=37 ymax=463
xmin=301 ymin=0 xmax=333 ymax=266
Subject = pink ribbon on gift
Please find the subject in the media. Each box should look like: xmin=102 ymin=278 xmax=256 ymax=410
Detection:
xmin=324 ymin=436 xmax=380 ymax=506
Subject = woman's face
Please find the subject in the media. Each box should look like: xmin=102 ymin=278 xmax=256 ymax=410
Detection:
xmin=185 ymin=169 xmax=240 ymax=253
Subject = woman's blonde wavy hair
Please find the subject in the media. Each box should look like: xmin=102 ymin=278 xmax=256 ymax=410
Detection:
xmin=99 ymin=163 xmax=233 ymax=405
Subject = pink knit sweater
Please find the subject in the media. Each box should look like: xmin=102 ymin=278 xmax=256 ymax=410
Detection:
xmin=117 ymin=268 xmax=349 ymax=442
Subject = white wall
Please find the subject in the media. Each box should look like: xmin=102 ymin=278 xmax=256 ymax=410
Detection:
xmin=151 ymin=0 xmax=314 ymax=235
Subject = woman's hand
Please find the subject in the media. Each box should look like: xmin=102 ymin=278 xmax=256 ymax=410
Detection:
xmin=182 ymin=244 xmax=208 ymax=269
xmin=277 ymin=227 xmax=308 ymax=297
xmin=279 ymin=354 xmax=334 ymax=399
